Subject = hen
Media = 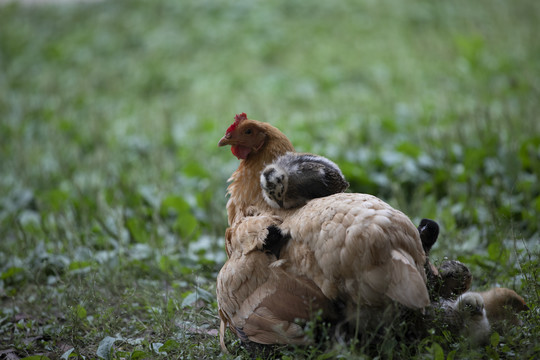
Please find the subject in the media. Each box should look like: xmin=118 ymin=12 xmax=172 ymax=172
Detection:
xmin=217 ymin=113 xmax=430 ymax=349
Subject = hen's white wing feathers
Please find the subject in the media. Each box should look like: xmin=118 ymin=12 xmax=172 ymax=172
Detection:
xmin=386 ymin=249 xmax=431 ymax=308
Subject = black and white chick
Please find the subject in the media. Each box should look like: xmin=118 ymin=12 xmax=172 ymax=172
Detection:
xmin=260 ymin=152 xmax=349 ymax=209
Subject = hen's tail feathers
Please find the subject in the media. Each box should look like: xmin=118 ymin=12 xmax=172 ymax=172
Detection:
xmin=242 ymin=307 xmax=307 ymax=345
xmin=386 ymin=249 xmax=431 ymax=309
xmin=219 ymin=316 xmax=229 ymax=354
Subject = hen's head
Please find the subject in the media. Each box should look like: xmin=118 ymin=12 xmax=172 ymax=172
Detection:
xmin=218 ymin=113 xmax=293 ymax=160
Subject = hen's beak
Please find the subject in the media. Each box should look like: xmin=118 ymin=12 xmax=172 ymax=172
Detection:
xmin=218 ymin=134 xmax=232 ymax=147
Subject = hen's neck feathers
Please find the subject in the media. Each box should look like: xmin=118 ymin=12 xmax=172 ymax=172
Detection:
xmin=226 ymin=123 xmax=294 ymax=226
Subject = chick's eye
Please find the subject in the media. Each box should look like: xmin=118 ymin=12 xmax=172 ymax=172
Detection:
xmin=244 ymin=129 xmax=252 ymax=135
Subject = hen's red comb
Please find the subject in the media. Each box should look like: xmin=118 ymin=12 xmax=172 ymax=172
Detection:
xmin=226 ymin=112 xmax=248 ymax=134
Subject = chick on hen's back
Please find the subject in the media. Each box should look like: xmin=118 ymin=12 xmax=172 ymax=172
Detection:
xmin=260 ymin=152 xmax=349 ymax=209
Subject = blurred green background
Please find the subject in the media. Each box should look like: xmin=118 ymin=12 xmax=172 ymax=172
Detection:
xmin=1 ymin=0 xmax=539 ymax=358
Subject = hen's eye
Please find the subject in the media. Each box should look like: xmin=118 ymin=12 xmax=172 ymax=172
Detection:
xmin=245 ymin=129 xmax=252 ymax=135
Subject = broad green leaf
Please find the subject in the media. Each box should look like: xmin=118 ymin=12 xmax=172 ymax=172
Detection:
xmin=97 ymin=336 xmax=118 ymax=360
xmin=430 ymin=342 xmax=444 ymax=360
xmin=181 ymin=292 xmax=198 ymax=308
xmin=181 ymin=287 xmax=214 ymax=308
xmin=130 ymin=350 xmax=150 ymax=360
xmin=395 ymin=141 xmax=422 ymax=158
xmin=1 ymin=267 xmax=24 ymax=281
xmin=151 ymin=342 xmax=164 ymax=354
xmin=138 ymin=185 xmax=161 ymax=209
xmin=60 ymin=348 xmax=75 ymax=360
xmin=68 ymin=261 xmax=93 ymax=271
xmin=126 ymin=217 xmax=148 ymax=243
xmin=446 ymin=350 xmax=457 ymax=360
xmin=183 ymin=161 xmax=209 ymax=178
xmin=161 ymin=195 xmax=199 ymax=239
xmin=490 ymin=331 xmax=500 ymax=348
xmin=195 ymin=287 xmax=215 ymax=303
xmin=535 ymin=195 xmax=540 ymax=213
xmin=167 ymin=297 xmax=177 ymax=317
xmin=518 ymin=137 xmax=540 ymax=170
xmin=486 ymin=346 xmax=500 ymax=360
xmin=38 ymin=188 xmax=69 ymax=212
xmin=76 ymin=305 xmax=87 ymax=320
xmin=159 ymin=339 xmax=180 ymax=353
xmin=174 ymin=213 xmax=198 ymax=240
xmin=487 ymin=242 xmax=509 ymax=263
xmin=161 ymin=195 xmax=191 ymax=215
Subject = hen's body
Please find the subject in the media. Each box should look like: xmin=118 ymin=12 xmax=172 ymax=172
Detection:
xmin=217 ymin=114 xmax=430 ymax=349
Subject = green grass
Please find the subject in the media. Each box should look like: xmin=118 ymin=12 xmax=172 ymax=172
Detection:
xmin=1 ymin=0 xmax=539 ymax=358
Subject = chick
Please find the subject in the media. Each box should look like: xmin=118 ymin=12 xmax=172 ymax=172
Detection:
xmin=439 ymin=292 xmax=491 ymax=346
xmin=438 ymin=260 xmax=473 ymax=300
xmin=260 ymin=152 xmax=349 ymax=209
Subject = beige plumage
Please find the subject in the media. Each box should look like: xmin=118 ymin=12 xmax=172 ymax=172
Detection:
xmin=216 ymin=214 xmax=337 ymax=348
xmin=216 ymin=113 xmax=430 ymax=350
xmin=277 ymin=192 xmax=428 ymax=310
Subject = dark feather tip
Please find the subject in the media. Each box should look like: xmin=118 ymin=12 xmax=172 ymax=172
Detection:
xmin=417 ymin=218 xmax=440 ymax=253
xmin=263 ymin=225 xmax=290 ymax=259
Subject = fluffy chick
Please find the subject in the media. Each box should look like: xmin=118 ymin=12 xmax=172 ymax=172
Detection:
xmin=260 ymin=152 xmax=349 ymax=209
xmin=440 ymin=292 xmax=491 ymax=346
xmin=438 ymin=260 xmax=472 ymax=300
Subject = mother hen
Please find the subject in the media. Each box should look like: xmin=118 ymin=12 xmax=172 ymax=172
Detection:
xmin=216 ymin=113 xmax=430 ymax=349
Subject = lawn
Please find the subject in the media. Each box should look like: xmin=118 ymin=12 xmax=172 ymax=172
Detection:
xmin=0 ymin=0 xmax=539 ymax=358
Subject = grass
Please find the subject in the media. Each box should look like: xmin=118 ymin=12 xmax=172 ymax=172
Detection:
xmin=0 ymin=0 xmax=539 ymax=358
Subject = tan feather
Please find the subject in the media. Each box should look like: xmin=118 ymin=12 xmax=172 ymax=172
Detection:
xmin=219 ymin=316 xmax=229 ymax=353
xmin=386 ymin=249 xmax=431 ymax=309
xmin=217 ymin=227 xmax=337 ymax=346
